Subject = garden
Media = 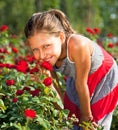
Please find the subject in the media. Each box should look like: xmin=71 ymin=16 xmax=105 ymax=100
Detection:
xmin=0 ymin=25 xmax=76 ymax=130
xmin=0 ymin=25 xmax=118 ymax=130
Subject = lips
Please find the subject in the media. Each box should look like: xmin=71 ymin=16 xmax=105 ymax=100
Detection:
xmin=37 ymin=56 xmax=55 ymax=66
xmin=44 ymin=56 xmax=53 ymax=63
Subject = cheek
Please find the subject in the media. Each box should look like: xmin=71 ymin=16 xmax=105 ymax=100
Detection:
xmin=33 ymin=53 xmax=39 ymax=60
xmin=54 ymin=46 xmax=61 ymax=56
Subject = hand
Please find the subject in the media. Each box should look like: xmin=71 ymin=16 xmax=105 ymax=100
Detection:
xmin=92 ymin=122 xmax=98 ymax=129
xmin=80 ymin=121 xmax=98 ymax=130
xmin=80 ymin=116 xmax=98 ymax=130
xmin=30 ymin=68 xmax=51 ymax=82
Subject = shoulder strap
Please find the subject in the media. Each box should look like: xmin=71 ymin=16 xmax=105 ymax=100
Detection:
xmin=66 ymin=34 xmax=75 ymax=63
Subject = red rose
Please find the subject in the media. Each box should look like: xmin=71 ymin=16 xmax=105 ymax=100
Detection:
xmin=107 ymin=33 xmax=113 ymax=38
xmin=16 ymin=65 xmax=28 ymax=73
xmin=16 ymin=90 xmax=24 ymax=95
xmin=30 ymin=66 xmax=39 ymax=74
xmin=12 ymin=97 xmax=18 ymax=103
xmin=43 ymin=77 xmax=52 ymax=86
xmin=6 ymin=79 xmax=15 ymax=86
xmin=16 ymin=60 xmax=29 ymax=73
xmin=6 ymin=64 xmax=16 ymax=69
xmin=23 ymin=86 xmax=31 ymax=91
xmin=93 ymin=28 xmax=101 ymax=34
xmin=0 ymin=55 xmax=4 ymax=59
xmin=107 ymin=43 xmax=114 ymax=48
xmin=86 ymin=28 xmax=95 ymax=35
xmin=24 ymin=109 xmax=36 ymax=119
xmin=17 ymin=60 xmax=28 ymax=67
xmin=0 ymin=48 xmax=8 ymax=53
xmin=26 ymin=55 xmax=35 ymax=63
xmin=0 ymin=25 xmax=8 ymax=32
xmin=41 ymin=61 xmax=53 ymax=71
xmin=30 ymin=89 xmax=41 ymax=97
xmin=12 ymin=47 xmax=18 ymax=53
xmin=0 ymin=63 xmax=6 ymax=68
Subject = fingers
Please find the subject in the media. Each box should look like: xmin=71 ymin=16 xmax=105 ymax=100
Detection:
xmin=30 ymin=74 xmax=36 ymax=81
xmin=80 ymin=121 xmax=99 ymax=130
xmin=92 ymin=122 xmax=98 ymax=128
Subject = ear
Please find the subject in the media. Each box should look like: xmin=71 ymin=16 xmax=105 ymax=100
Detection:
xmin=59 ymin=32 xmax=66 ymax=43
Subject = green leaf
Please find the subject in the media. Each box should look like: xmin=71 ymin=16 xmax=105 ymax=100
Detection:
xmin=0 ymin=92 xmax=5 ymax=96
xmin=40 ymin=74 xmax=45 ymax=80
xmin=36 ymin=115 xmax=51 ymax=129
xmin=0 ymin=99 xmax=7 ymax=113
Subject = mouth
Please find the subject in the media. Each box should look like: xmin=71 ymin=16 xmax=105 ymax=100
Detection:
xmin=36 ymin=56 xmax=55 ymax=66
xmin=44 ymin=56 xmax=53 ymax=63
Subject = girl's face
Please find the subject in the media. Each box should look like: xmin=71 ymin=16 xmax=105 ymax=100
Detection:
xmin=28 ymin=33 xmax=63 ymax=66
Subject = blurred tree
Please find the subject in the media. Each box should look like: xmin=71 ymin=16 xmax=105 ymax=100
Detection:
xmin=60 ymin=0 xmax=76 ymax=30
xmin=99 ymin=0 xmax=118 ymax=36
xmin=35 ymin=0 xmax=41 ymax=11
xmin=39 ymin=0 xmax=60 ymax=11
xmin=0 ymin=0 xmax=35 ymax=34
xmin=66 ymin=0 xmax=102 ymax=33
xmin=0 ymin=0 xmax=117 ymax=36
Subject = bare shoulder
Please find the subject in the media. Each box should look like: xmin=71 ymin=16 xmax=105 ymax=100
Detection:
xmin=68 ymin=34 xmax=92 ymax=48
xmin=67 ymin=34 xmax=93 ymax=61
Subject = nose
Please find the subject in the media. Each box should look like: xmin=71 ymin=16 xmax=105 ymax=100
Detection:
xmin=40 ymin=51 xmax=46 ymax=60
xmin=34 ymin=50 xmax=46 ymax=61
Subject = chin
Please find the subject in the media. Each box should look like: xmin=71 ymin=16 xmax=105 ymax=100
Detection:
xmin=50 ymin=60 xmax=56 ymax=66
xmin=50 ymin=62 xmax=55 ymax=66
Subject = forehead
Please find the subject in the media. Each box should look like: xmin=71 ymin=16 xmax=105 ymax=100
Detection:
xmin=28 ymin=33 xmax=57 ymax=47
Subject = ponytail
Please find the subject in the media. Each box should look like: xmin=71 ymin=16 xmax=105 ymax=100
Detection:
xmin=48 ymin=9 xmax=76 ymax=35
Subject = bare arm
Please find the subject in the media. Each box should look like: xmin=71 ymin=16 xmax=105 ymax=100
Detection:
xmin=69 ymin=35 xmax=93 ymax=121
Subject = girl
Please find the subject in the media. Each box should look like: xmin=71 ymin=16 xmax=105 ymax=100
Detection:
xmin=24 ymin=9 xmax=118 ymax=130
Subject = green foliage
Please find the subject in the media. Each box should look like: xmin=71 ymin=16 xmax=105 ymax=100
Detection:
xmin=0 ymin=68 xmax=73 ymax=130
xmin=79 ymin=121 xmax=104 ymax=130
xmin=99 ymin=0 xmax=118 ymax=35
xmin=0 ymin=27 xmax=75 ymax=130
xmin=40 ymin=0 xmax=60 ymax=11
xmin=0 ymin=0 xmax=118 ymax=36
xmin=0 ymin=0 xmax=35 ymax=34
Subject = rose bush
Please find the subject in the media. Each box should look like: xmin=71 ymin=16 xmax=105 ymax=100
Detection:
xmin=0 ymin=61 xmax=75 ymax=130
xmin=0 ymin=25 xmax=76 ymax=130
xmin=85 ymin=27 xmax=118 ymax=64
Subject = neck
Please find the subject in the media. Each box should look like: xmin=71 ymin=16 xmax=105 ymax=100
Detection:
xmin=55 ymin=40 xmax=67 ymax=68
xmin=59 ymin=40 xmax=67 ymax=61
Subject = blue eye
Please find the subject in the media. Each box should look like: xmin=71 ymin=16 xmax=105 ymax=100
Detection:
xmin=44 ymin=44 xmax=50 ymax=48
xmin=32 ymin=48 xmax=39 ymax=53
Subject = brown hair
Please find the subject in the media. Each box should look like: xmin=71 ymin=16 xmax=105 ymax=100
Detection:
xmin=24 ymin=9 xmax=75 ymax=38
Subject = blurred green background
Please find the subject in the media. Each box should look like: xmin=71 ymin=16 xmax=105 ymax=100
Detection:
xmin=0 ymin=0 xmax=118 ymax=36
